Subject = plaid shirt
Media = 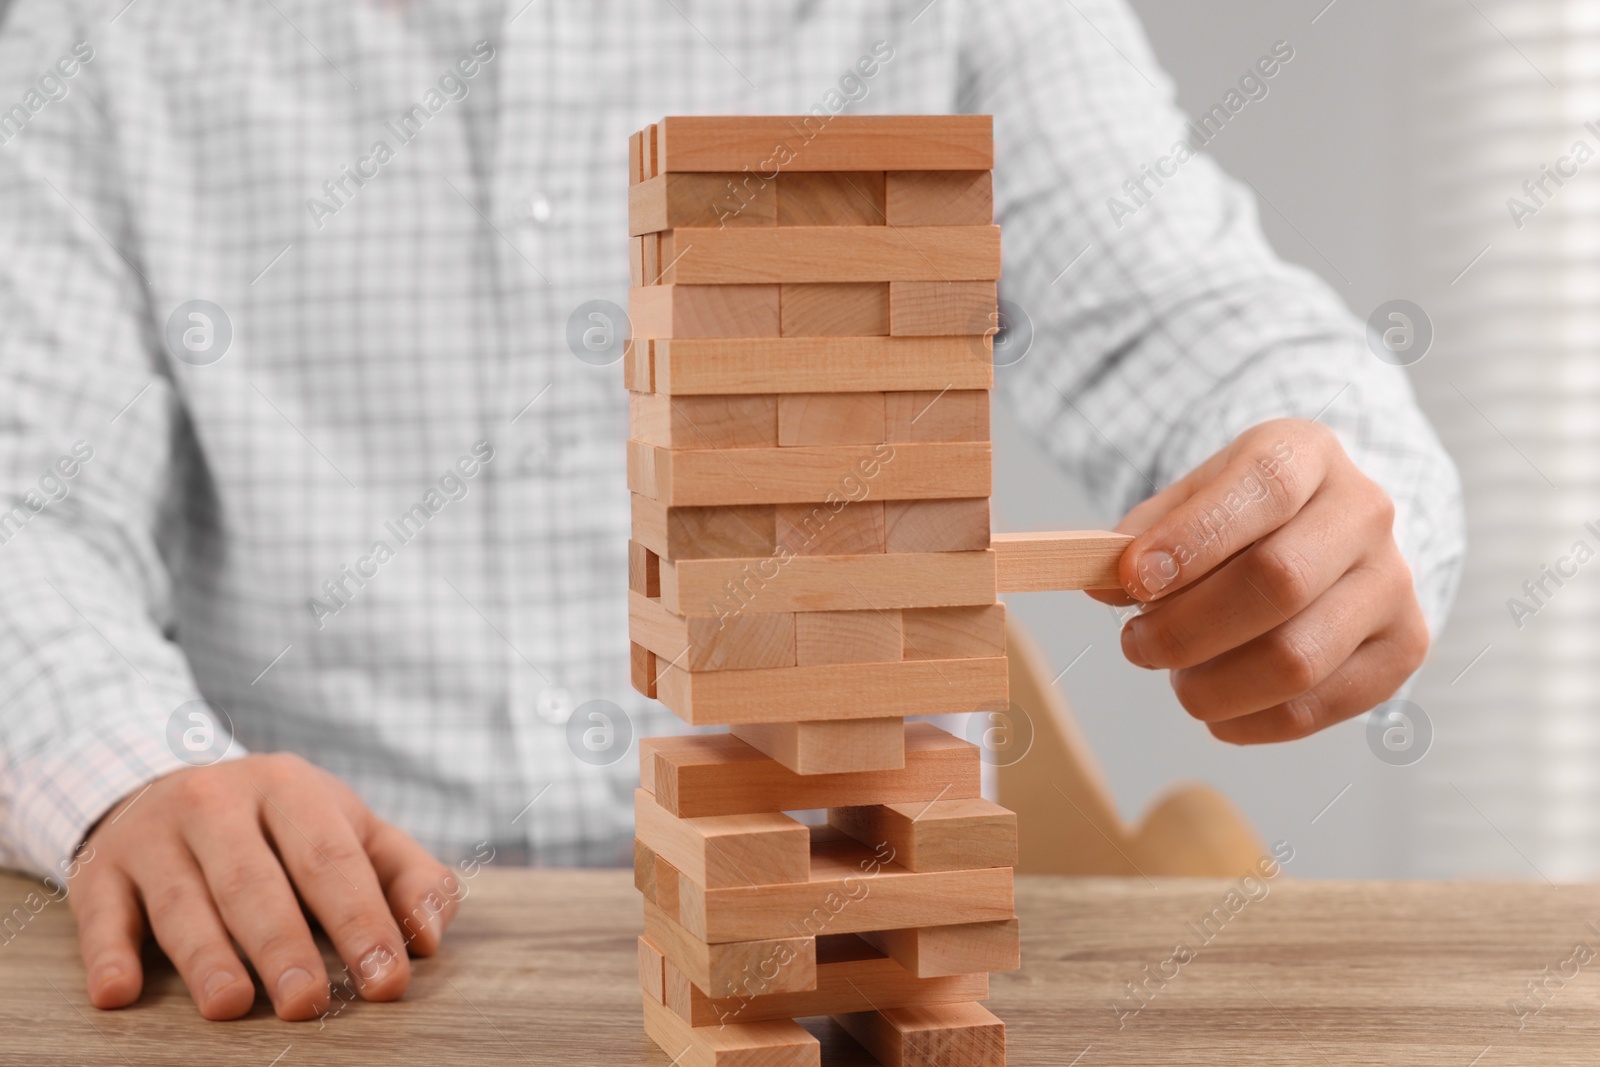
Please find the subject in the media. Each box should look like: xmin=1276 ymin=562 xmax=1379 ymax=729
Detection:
xmin=0 ymin=0 xmax=1463 ymax=879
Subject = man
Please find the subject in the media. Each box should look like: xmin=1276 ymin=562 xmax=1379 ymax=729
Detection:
xmin=0 ymin=0 xmax=1461 ymax=1022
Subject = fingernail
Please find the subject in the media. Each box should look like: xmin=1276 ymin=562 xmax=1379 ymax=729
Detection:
xmin=1133 ymin=549 xmax=1179 ymax=598
xmin=203 ymin=969 xmax=236 ymax=1002
xmin=276 ymin=966 xmax=314 ymax=1004
xmin=93 ymin=964 xmax=124 ymax=992
xmin=360 ymin=946 xmax=398 ymax=984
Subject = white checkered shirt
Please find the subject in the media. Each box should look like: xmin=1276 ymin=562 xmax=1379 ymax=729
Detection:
xmin=0 ymin=0 xmax=1463 ymax=878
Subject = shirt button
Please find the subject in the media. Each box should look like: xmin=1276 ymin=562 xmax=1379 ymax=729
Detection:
xmin=534 ymin=686 xmax=572 ymax=725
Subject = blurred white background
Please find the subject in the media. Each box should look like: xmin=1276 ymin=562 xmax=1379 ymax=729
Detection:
xmin=997 ymin=0 xmax=1591 ymax=879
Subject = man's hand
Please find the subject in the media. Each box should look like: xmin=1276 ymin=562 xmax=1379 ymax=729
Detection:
xmin=1090 ymin=418 xmax=1428 ymax=744
xmin=68 ymin=753 xmax=461 ymax=1021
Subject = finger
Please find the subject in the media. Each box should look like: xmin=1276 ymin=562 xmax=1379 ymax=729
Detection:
xmin=362 ymin=819 xmax=461 ymax=957
xmin=1122 ymin=490 xmax=1375 ymax=670
xmin=131 ymin=846 xmax=257 ymax=1021
xmin=1085 ymin=455 xmax=1226 ymax=608
xmin=1207 ymin=617 xmax=1428 ymax=744
xmin=182 ymin=815 xmax=330 ymax=1021
xmin=1168 ymin=561 xmax=1396 ymax=723
xmin=69 ymin=867 xmax=145 ymax=1010
xmin=1120 ymin=427 xmax=1324 ymax=602
xmin=253 ymin=764 xmax=410 ymax=1002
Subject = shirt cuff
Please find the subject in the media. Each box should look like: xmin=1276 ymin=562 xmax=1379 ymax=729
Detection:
xmin=3 ymin=703 xmax=245 ymax=881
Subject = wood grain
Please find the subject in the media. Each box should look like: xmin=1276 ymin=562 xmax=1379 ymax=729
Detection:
xmin=5 ymin=869 xmax=1599 ymax=1065
xmin=630 ymin=284 xmax=782 ymax=339
xmin=660 ymin=551 xmax=997 ymax=615
xmin=991 ymin=530 xmax=1132 ymax=592
xmin=730 ymin=718 xmax=906 ymax=776
xmin=644 ymin=723 xmax=980 ymax=818
xmin=653 ymin=655 xmax=1007 ymax=726
xmin=629 ymin=172 xmax=777 ymax=235
xmin=885 ymin=170 xmax=994 ymax=225
xmin=657 ymin=226 xmax=1001 ymax=284
xmin=676 ymin=828 xmax=1015 ymax=943
xmin=634 ymin=789 xmax=810 ymax=889
xmin=655 ymin=115 xmax=993 ymax=172
xmin=665 ymin=934 xmax=987 ymax=1027
xmin=627 ymin=440 xmax=990 ymax=508
xmin=654 ymin=337 xmax=993 ymax=396
xmin=629 ymin=590 xmax=795 ymax=672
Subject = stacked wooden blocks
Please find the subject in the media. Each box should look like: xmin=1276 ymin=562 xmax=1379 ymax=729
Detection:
xmin=625 ymin=115 xmax=1130 ymax=1066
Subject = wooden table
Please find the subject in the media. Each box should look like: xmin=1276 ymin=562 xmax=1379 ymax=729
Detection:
xmin=3 ymin=869 xmax=1598 ymax=1065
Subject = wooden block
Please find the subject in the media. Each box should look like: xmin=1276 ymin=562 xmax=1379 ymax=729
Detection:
xmin=885 ymin=170 xmax=994 ymax=226
xmin=890 ymin=281 xmax=997 ymax=336
xmin=639 ymin=935 xmax=667 ymax=1004
xmin=654 ymin=336 xmax=993 ymax=396
xmin=629 ymin=172 xmax=777 ymax=235
xmin=629 ymin=541 xmax=661 ymax=597
xmin=860 ymin=919 xmax=1021 ymax=978
xmin=884 ymin=499 xmax=991 ymax=553
xmin=777 ymin=393 xmax=885 ymax=445
xmin=900 ymin=605 xmax=1006 ymax=662
xmin=629 ymin=440 xmax=990 ymax=507
xmin=630 ymin=591 xmax=795 ymax=671
xmin=667 ymin=934 xmax=986 ymax=1027
xmin=642 ymin=994 xmax=819 ymax=1067
xmin=635 ymin=837 xmax=683 ymax=918
xmin=644 ymin=722 xmax=979 ymax=818
xmin=629 ymin=235 xmax=645 ymax=288
xmin=829 ymin=799 xmax=1017 ymax=872
xmin=833 ymin=1002 xmax=1005 ymax=1067
xmin=631 ymin=497 xmax=777 ymax=561
xmin=777 ymin=171 xmax=886 ymax=225
xmin=779 ymin=283 xmax=889 ymax=337
xmin=636 ymin=788 xmax=810 ymax=889
xmin=657 ymin=226 xmax=1000 ymax=284
xmin=644 ymin=898 xmax=818 ymax=999
xmin=635 ymin=837 xmax=658 ymax=904
xmin=623 ymin=338 xmax=654 ymax=392
xmin=630 ymin=285 xmax=781 ymax=339
xmin=677 ymin=826 xmax=1015 ymax=943
xmin=794 ymin=610 xmax=902 ymax=665
xmin=630 ymin=393 xmax=779 ymax=449
xmin=646 ymin=123 xmax=659 ymax=178
xmin=730 ymin=718 xmax=905 ymax=775
xmin=884 ymin=389 xmax=990 ymax=443
xmin=655 ymin=851 xmax=682 ymax=918
xmin=654 ymin=116 xmax=993 ymax=172
xmin=991 ymin=530 xmax=1132 ymax=592
xmin=637 ymin=232 xmax=662 ymax=285
xmin=661 ymin=550 xmax=996 ymax=615
xmin=629 ymin=130 xmax=644 ymax=185
xmin=776 ymin=501 xmax=885 ymax=556
xmin=654 ymin=656 xmax=1007 ymax=726
xmin=631 ymin=642 xmax=658 ymax=699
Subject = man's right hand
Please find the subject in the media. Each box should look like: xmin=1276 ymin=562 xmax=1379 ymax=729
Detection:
xmin=67 ymin=753 xmax=461 ymax=1021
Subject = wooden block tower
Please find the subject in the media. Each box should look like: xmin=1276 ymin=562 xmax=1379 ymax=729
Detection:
xmin=624 ymin=115 xmax=1130 ymax=1066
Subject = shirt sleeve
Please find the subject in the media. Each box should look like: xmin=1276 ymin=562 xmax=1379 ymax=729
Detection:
xmin=961 ymin=0 xmax=1465 ymax=635
xmin=0 ymin=2 xmax=241 ymax=880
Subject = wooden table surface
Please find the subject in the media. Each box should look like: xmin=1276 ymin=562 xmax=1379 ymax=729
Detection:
xmin=3 ymin=869 xmax=1599 ymax=1065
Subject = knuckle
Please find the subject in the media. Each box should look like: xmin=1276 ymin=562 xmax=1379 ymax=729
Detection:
xmin=255 ymin=928 xmax=314 ymax=968
xmin=1169 ymin=669 xmax=1223 ymax=722
xmin=299 ymin=836 xmax=366 ymax=882
xmin=1249 ymin=543 xmax=1314 ymax=610
xmin=173 ymin=767 xmax=230 ymax=809
xmin=142 ymin=878 xmax=195 ymax=928
xmin=1266 ymin=630 xmax=1323 ymax=693
xmin=1139 ymin=617 xmax=1192 ymax=669
xmin=1276 ymin=697 xmax=1323 ymax=741
xmin=211 ymin=860 xmax=274 ymax=905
